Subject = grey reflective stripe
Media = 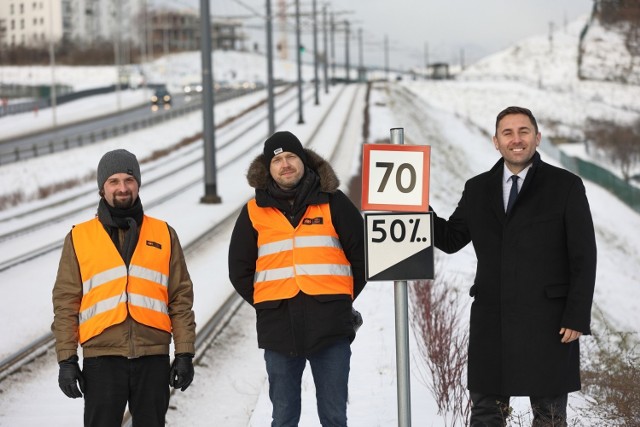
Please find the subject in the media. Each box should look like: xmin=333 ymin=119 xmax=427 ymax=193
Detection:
xmin=254 ymin=263 xmax=352 ymax=284
xmin=255 ymin=234 xmax=349 ymax=283
xmin=258 ymin=239 xmax=293 ymax=257
xmin=79 ymin=292 xmax=127 ymax=324
xmin=254 ymin=266 xmax=295 ymax=283
xmin=295 ymin=263 xmax=352 ymax=277
xmin=294 ymin=235 xmax=342 ymax=249
xmin=82 ymin=265 xmax=127 ymax=295
xmin=129 ymin=293 xmax=169 ymax=315
xmin=129 ymin=264 xmax=169 ymax=288
xmin=257 ymin=235 xmax=342 ymax=258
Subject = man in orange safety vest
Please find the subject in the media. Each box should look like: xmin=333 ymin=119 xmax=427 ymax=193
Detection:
xmin=52 ymin=149 xmax=196 ymax=427
xmin=229 ymin=131 xmax=366 ymax=426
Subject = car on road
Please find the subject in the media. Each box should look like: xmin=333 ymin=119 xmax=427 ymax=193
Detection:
xmin=182 ymin=82 xmax=203 ymax=94
xmin=151 ymin=88 xmax=172 ymax=105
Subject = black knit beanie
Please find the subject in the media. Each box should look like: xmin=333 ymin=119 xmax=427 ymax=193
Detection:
xmin=263 ymin=131 xmax=307 ymax=167
xmin=97 ymin=149 xmax=141 ymax=189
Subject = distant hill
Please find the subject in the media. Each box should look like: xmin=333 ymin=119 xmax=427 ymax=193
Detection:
xmin=579 ymin=0 xmax=640 ymax=84
xmin=458 ymin=3 xmax=640 ymax=89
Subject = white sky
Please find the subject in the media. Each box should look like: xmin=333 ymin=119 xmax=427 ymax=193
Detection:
xmin=1 ymin=11 xmax=639 ymax=425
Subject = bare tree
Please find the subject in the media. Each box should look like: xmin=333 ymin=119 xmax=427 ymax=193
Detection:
xmin=579 ymin=308 xmax=640 ymax=425
xmin=410 ymin=272 xmax=470 ymax=426
xmin=585 ymin=118 xmax=640 ymax=182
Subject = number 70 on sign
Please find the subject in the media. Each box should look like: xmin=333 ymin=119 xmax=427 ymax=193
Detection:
xmin=361 ymin=144 xmax=430 ymax=212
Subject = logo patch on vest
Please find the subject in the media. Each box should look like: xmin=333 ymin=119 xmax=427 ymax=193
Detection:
xmin=303 ymin=217 xmax=324 ymax=225
xmin=146 ymin=240 xmax=162 ymax=249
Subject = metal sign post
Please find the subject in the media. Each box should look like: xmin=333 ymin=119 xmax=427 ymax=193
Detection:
xmin=391 ymin=128 xmax=411 ymax=427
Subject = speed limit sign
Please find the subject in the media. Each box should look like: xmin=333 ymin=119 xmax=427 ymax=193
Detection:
xmin=361 ymin=144 xmax=430 ymax=212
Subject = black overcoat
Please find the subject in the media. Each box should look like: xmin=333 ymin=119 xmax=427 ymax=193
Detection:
xmin=433 ymin=152 xmax=597 ymax=396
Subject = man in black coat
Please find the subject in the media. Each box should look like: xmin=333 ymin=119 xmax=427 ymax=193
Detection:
xmin=431 ymin=106 xmax=597 ymax=426
xmin=228 ymin=131 xmax=366 ymax=426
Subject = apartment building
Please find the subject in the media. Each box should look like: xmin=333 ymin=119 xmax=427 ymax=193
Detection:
xmin=0 ymin=0 xmax=246 ymax=55
xmin=0 ymin=0 xmax=64 ymax=47
xmin=0 ymin=0 xmax=143 ymax=47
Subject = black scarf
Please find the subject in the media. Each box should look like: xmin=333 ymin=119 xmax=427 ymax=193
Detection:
xmin=97 ymin=197 xmax=144 ymax=266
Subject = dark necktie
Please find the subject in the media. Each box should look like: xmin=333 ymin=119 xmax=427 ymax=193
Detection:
xmin=506 ymin=175 xmax=519 ymax=215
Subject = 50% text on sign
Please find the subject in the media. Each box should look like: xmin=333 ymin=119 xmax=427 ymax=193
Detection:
xmin=364 ymin=212 xmax=434 ymax=281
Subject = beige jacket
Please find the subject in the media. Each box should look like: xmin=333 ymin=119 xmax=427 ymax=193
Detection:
xmin=51 ymin=221 xmax=196 ymax=362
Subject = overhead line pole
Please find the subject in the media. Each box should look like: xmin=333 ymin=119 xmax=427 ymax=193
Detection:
xmin=358 ymin=27 xmax=363 ymax=82
xmin=114 ymin=0 xmax=122 ymax=111
xmin=344 ymin=19 xmax=350 ymax=83
xmin=295 ymin=0 xmax=304 ymax=124
xmin=200 ymin=0 xmax=221 ymax=204
xmin=265 ymin=0 xmax=276 ymax=134
xmin=384 ymin=34 xmax=389 ymax=81
xmin=312 ymin=0 xmax=319 ymax=105
xmin=330 ymin=12 xmax=335 ymax=84
xmin=48 ymin=0 xmax=57 ymax=127
xmin=322 ymin=4 xmax=328 ymax=94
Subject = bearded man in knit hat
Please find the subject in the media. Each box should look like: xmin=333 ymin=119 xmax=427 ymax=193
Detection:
xmin=52 ymin=149 xmax=196 ymax=427
xmin=228 ymin=131 xmax=366 ymax=426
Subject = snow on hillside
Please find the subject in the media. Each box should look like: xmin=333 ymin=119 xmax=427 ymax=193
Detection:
xmin=0 ymin=50 xmax=312 ymax=93
xmin=460 ymin=15 xmax=588 ymax=87
xmin=456 ymin=15 xmax=640 ymax=128
xmin=580 ymin=17 xmax=640 ymax=85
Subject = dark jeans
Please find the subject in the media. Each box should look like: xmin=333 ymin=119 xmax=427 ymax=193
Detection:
xmin=264 ymin=338 xmax=351 ymax=427
xmin=82 ymin=355 xmax=170 ymax=427
xmin=469 ymin=392 xmax=568 ymax=427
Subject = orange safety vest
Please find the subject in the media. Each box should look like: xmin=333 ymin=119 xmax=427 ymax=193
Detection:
xmin=247 ymin=199 xmax=353 ymax=304
xmin=72 ymin=216 xmax=172 ymax=343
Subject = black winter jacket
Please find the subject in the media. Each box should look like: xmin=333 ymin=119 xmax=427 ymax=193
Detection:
xmin=228 ymin=148 xmax=366 ymax=357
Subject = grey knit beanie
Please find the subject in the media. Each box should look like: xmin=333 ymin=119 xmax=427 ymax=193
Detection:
xmin=97 ymin=149 xmax=141 ymax=189
xmin=263 ymin=131 xmax=307 ymax=167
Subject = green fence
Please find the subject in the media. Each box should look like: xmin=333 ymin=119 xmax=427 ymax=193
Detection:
xmin=541 ymin=138 xmax=640 ymax=214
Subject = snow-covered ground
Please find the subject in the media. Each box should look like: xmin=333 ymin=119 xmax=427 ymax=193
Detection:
xmin=0 ymin=13 xmax=638 ymax=426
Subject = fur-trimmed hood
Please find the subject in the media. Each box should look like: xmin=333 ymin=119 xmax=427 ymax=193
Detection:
xmin=246 ymin=148 xmax=340 ymax=192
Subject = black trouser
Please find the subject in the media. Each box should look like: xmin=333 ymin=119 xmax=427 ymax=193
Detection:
xmin=470 ymin=391 xmax=568 ymax=427
xmin=82 ymin=355 xmax=170 ymax=427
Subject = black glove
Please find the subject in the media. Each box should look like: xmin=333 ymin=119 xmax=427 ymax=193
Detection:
xmin=352 ymin=308 xmax=363 ymax=333
xmin=58 ymin=355 xmax=85 ymax=399
xmin=169 ymin=353 xmax=194 ymax=392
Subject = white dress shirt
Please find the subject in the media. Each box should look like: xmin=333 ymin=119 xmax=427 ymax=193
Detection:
xmin=502 ymin=164 xmax=532 ymax=212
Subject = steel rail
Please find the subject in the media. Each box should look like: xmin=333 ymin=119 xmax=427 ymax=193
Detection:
xmin=0 ymin=90 xmax=303 ymax=273
xmin=0 ymin=86 xmax=296 ymax=233
xmin=0 ymin=84 xmax=350 ymax=383
xmin=123 ymin=83 xmax=361 ymax=427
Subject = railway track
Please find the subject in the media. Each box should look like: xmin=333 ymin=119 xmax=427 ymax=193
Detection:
xmin=0 ymin=82 xmax=358 ymax=396
xmin=0 ymin=87 xmax=304 ymax=273
xmin=126 ymin=81 xmax=364 ymax=427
